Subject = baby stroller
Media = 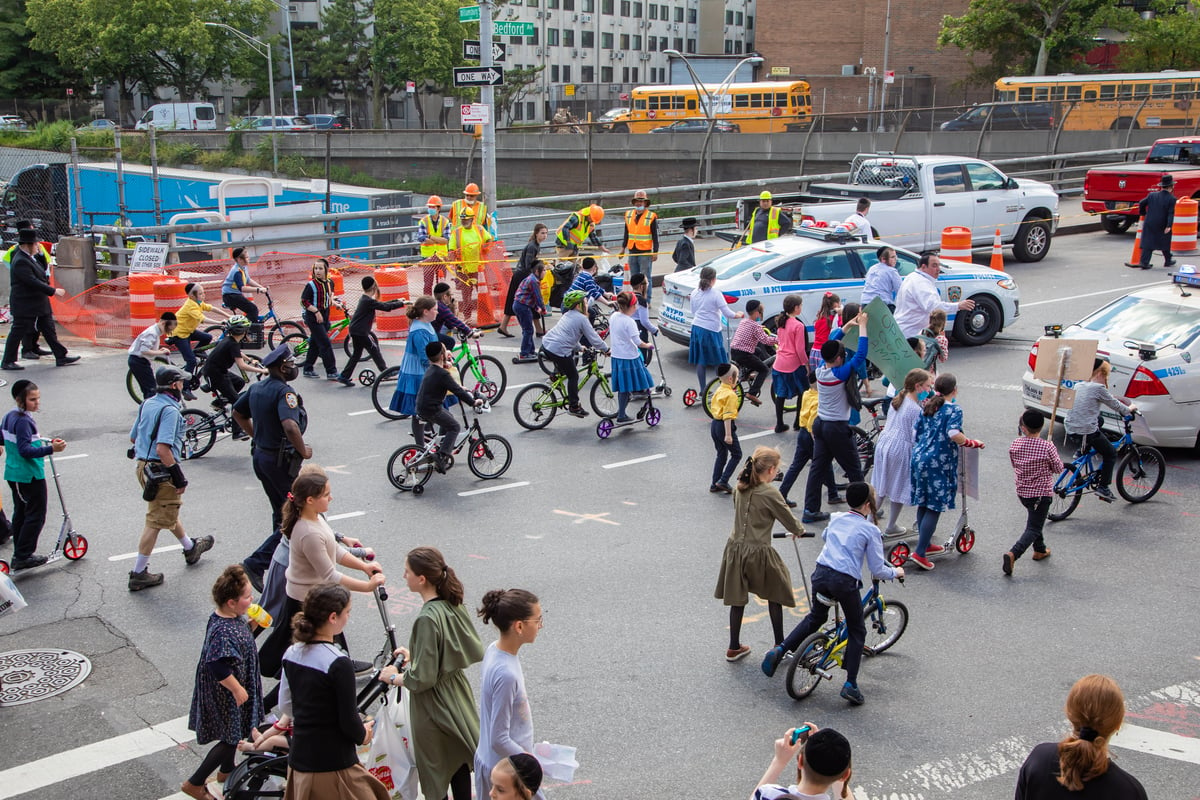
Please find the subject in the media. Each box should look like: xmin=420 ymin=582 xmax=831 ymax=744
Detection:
xmin=548 ymin=262 xmax=578 ymax=308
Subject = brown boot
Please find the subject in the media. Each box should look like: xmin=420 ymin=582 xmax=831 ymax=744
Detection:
xmin=180 ymin=781 xmax=217 ymax=800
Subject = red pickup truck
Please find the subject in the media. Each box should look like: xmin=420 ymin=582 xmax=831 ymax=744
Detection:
xmin=1083 ymin=137 xmax=1200 ymax=233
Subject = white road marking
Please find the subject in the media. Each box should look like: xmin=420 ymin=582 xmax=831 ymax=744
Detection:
xmin=1021 ymin=280 xmax=1167 ymax=308
xmin=483 ymin=344 xmax=523 ymax=353
xmin=602 ymin=453 xmax=666 ymax=469
xmin=107 ymin=544 xmax=182 ymax=562
xmin=458 ymin=481 xmax=531 ymax=497
xmin=741 ymin=429 xmax=781 ymax=440
xmin=1112 ymin=723 xmax=1200 ymax=765
xmin=0 ymin=715 xmax=192 ymax=799
xmin=326 ymin=511 xmax=365 ymax=521
xmin=51 ymin=453 xmax=88 ymax=461
xmin=962 ymin=381 xmax=1021 ymax=392
xmin=347 ymin=409 xmax=376 ymax=416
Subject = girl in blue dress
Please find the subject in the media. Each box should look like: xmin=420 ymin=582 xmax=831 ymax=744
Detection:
xmin=908 ymin=373 xmax=984 ymax=570
xmin=389 ymin=297 xmax=439 ymax=434
xmin=689 ymin=266 xmax=743 ymax=394
xmin=609 ymin=292 xmax=656 ymax=422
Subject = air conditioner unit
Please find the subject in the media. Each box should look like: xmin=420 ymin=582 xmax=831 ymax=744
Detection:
xmin=640 ymin=53 xmax=651 ymax=60
xmin=572 ymin=13 xmax=579 ymax=21
xmin=572 ymin=49 xmax=579 ymax=57
xmin=616 ymin=52 xmax=625 ymax=59
xmin=287 ymin=4 xmax=298 ymax=12
xmin=581 ymin=13 xmax=592 ymax=22
xmin=841 ymin=65 xmax=857 ymax=76
xmin=537 ymin=48 xmax=545 ymax=57
xmin=672 ymin=23 xmax=680 ymax=31
xmin=506 ymin=7 xmax=518 ymax=18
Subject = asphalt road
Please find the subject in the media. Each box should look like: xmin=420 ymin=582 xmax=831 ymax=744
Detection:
xmin=0 ymin=227 xmax=1197 ymax=800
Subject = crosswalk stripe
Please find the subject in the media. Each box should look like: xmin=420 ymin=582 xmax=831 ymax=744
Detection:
xmin=1112 ymin=723 xmax=1200 ymax=765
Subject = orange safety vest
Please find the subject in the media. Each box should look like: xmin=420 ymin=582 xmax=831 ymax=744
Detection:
xmin=451 ymin=199 xmax=490 ymax=232
xmin=744 ymin=206 xmax=782 ymax=244
xmin=420 ymin=214 xmax=449 ymax=258
xmin=557 ymin=206 xmax=595 ymax=248
xmin=624 ymin=208 xmax=657 ymax=252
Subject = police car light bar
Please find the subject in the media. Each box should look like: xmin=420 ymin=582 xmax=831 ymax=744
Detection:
xmin=1172 ymin=264 xmax=1200 ymax=288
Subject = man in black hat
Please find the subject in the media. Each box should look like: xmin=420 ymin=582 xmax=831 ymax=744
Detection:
xmin=232 ymin=343 xmax=312 ymax=590
xmin=2 ymin=228 xmax=79 ymax=371
xmin=672 ymin=217 xmax=698 ymax=272
xmin=1134 ymin=174 xmax=1177 ymax=270
xmin=3 ymin=221 xmax=52 ymax=359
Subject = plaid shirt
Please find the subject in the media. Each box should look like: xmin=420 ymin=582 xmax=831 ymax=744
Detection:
xmin=433 ymin=301 xmax=472 ymax=336
xmin=1009 ymin=435 xmax=1063 ymax=498
xmin=513 ymin=273 xmax=545 ymax=312
xmin=729 ymin=317 xmax=777 ymax=354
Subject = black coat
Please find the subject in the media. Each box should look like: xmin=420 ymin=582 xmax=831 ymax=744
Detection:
xmin=8 ymin=247 xmax=56 ymax=318
xmin=1139 ymin=189 xmax=1176 ymax=250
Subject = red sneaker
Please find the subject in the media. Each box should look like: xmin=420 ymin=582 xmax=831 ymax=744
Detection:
xmin=909 ymin=554 xmax=935 ymax=570
xmin=925 ymin=543 xmax=946 ymax=555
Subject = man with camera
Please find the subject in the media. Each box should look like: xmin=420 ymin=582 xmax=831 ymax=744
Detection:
xmin=127 ymin=366 xmax=214 ymax=591
xmin=232 ymin=344 xmax=312 ymax=591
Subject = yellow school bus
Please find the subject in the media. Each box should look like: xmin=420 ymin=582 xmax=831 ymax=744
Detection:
xmin=995 ymin=71 xmax=1200 ymax=130
xmin=621 ymin=80 xmax=812 ymax=133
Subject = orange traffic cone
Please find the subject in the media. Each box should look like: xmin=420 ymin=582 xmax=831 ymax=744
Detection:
xmin=989 ymin=228 xmax=1004 ymax=271
xmin=622 ymin=261 xmax=632 ymax=294
xmin=1125 ymin=218 xmax=1144 ymax=267
xmin=475 ymin=276 xmax=496 ymax=327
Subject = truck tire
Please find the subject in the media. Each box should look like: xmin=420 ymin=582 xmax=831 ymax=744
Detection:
xmin=953 ymin=294 xmax=1003 ymax=346
xmin=1012 ymin=217 xmax=1052 ymax=262
xmin=612 ymin=122 xmax=629 ymax=133
xmin=1101 ymin=215 xmax=1134 ymax=235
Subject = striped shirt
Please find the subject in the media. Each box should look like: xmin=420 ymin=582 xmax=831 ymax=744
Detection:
xmin=729 ymin=317 xmax=777 ymax=354
xmin=1008 ymin=435 xmax=1063 ymax=498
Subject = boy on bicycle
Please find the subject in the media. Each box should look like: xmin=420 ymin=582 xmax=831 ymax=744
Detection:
xmin=762 ymin=482 xmax=903 ymax=706
xmin=1063 ymin=358 xmax=1136 ymax=503
xmin=729 ymin=299 xmax=778 ymax=406
xmin=432 ymin=282 xmax=478 ymax=350
xmin=200 ymin=316 xmax=268 ymax=417
xmin=415 ymin=340 xmax=484 ymax=473
xmin=539 ymin=290 xmax=609 ymax=418
xmin=1004 ymin=410 xmax=1064 ymax=576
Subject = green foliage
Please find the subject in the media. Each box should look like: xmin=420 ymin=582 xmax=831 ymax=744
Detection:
xmin=1113 ymin=2 xmax=1200 ymax=71
xmin=495 ymin=65 xmax=544 ymax=125
xmin=373 ymin=0 xmax=470 ymax=127
xmin=0 ymin=0 xmax=84 ymax=96
xmin=293 ymin=0 xmax=372 ymax=105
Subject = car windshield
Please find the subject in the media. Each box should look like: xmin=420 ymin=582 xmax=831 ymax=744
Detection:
xmin=1078 ymin=295 xmax=1200 ymax=349
xmin=706 ymin=247 xmax=783 ymax=280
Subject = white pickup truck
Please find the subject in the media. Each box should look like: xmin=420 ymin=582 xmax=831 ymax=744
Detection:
xmin=740 ymin=154 xmax=1061 ymax=262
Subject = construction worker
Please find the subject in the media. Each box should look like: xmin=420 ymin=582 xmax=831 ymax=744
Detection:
xmin=448 ymin=207 xmax=494 ymax=320
xmin=743 ymin=191 xmax=793 ymax=246
xmin=450 ymin=182 xmax=496 ymax=238
xmin=417 ymin=195 xmax=451 ymax=295
xmin=619 ymin=189 xmax=660 ymax=301
xmin=555 ymin=203 xmax=608 ymax=260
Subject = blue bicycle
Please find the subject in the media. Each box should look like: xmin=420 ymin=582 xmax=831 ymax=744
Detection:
xmin=1048 ymin=413 xmax=1165 ymax=522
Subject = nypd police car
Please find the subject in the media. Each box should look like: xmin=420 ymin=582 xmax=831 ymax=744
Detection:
xmin=1022 ymin=268 xmax=1200 ymax=449
xmin=658 ymin=227 xmax=1020 ymax=346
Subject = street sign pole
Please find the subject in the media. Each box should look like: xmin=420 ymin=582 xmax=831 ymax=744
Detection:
xmin=480 ymin=2 xmax=497 ymax=221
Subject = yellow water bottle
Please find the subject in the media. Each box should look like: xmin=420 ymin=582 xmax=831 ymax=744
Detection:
xmin=247 ymin=603 xmax=272 ymax=628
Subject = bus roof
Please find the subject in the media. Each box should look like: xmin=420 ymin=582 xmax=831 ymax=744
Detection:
xmin=631 ymin=81 xmax=808 ymax=94
xmin=997 ymin=71 xmax=1200 ymax=86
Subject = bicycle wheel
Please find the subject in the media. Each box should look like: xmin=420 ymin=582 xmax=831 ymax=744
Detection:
xmin=537 ymin=349 xmax=559 ymax=376
xmin=281 ymin=332 xmax=308 ymax=358
xmin=785 ymin=632 xmax=831 ymax=700
xmin=460 ymin=354 xmax=508 ymax=404
xmin=267 ymin=321 xmax=306 ymax=349
xmin=851 ymin=426 xmax=875 ymax=476
xmin=180 ymin=409 xmax=218 ymax=459
xmin=371 ymin=366 xmax=406 ymax=420
xmin=1116 ymin=445 xmax=1165 ymax=503
xmin=863 ymin=598 xmax=908 ymax=656
xmin=202 ymin=324 xmax=225 ymax=338
xmin=344 ymin=331 xmax=378 ymax=359
xmin=1047 ymin=488 xmax=1082 ymax=522
xmin=514 ymin=383 xmax=560 ymax=430
xmin=126 ymin=369 xmax=146 ymax=405
xmin=387 ymin=445 xmax=432 ymax=491
xmin=701 ymin=378 xmax=744 ymax=419
xmin=467 ymin=434 xmax=513 ymax=479
xmin=590 ymin=374 xmax=619 ymax=418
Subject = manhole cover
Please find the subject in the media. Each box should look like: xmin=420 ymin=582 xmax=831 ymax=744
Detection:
xmin=0 ymin=649 xmax=91 ymax=706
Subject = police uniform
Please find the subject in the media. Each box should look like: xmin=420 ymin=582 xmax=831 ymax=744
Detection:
xmin=235 ymin=345 xmax=308 ymax=579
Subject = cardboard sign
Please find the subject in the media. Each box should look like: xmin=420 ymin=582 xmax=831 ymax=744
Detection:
xmin=856 ymin=298 xmax=927 ymax=388
xmin=1033 ymin=337 xmax=1098 ymax=382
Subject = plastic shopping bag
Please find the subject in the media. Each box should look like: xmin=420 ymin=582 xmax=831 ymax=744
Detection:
xmin=0 ymin=572 xmax=27 ymax=617
xmin=364 ymin=689 xmax=419 ymax=800
xmin=534 ymin=741 xmax=579 ymax=783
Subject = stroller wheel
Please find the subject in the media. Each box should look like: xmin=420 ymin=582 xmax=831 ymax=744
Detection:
xmin=682 ymin=388 xmax=698 ymax=407
xmin=887 ymin=542 xmax=910 ymax=568
xmin=63 ymin=534 xmax=88 ymax=561
xmin=956 ymin=527 xmax=976 ymax=554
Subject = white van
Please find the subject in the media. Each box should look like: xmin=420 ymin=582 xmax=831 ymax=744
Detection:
xmin=135 ymin=103 xmax=217 ymax=131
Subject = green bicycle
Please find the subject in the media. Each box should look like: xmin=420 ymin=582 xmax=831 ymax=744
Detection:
xmin=281 ymin=300 xmax=372 ymax=360
xmin=513 ymin=348 xmax=617 ymax=429
xmin=372 ymin=331 xmax=507 ymax=420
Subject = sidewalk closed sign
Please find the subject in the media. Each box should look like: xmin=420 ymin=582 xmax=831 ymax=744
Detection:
xmin=129 ymin=242 xmax=170 ymax=273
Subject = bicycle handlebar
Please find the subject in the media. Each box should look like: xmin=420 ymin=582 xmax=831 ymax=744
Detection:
xmin=773 ymin=531 xmax=816 ymax=539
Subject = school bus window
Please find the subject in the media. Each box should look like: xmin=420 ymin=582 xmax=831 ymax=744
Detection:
xmin=1050 ymin=86 xmax=1065 ymax=101
xmin=672 ymin=96 xmax=685 ymax=109
xmin=1100 ymin=85 xmax=1116 ymax=100
xmin=734 ymin=94 xmax=748 ymax=108
xmin=1132 ymin=84 xmax=1149 ymax=98
xmin=775 ymin=93 xmax=787 ymax=107
xmin=686 ymin=98 xmax=697 ymax=111
xmin=1018 ymin=87 xmax=1032 ymax=101
xmin=1175 ymin=83 xmax=1194 ymax=98
xmin=1117 ymin=84 xmax=1132 ymax=99
xmin=1066 ymin=86 xmax=1082 ymax=101
xmin=634 ymin=98 xmax=646 ymax=109
xmin=998 ymin=90 xmax=1015 ymax=101
xmin=1034 ymin=87 xmax=1048 ymax=101
xmin=1153 ymin=83 xmax=1172 ymax=97
xmin=1084 ymin=88 xmax=1097 ymax=100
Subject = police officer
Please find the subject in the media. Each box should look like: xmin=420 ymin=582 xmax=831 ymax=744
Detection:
xmin=127 ymin=366 xmax=214 ymax=592
xmin=232 ymin=344 xmax=312 ymax=591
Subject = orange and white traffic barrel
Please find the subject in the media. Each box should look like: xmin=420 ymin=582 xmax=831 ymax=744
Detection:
xmin=940 ymin=226 xmax=973 ymax=264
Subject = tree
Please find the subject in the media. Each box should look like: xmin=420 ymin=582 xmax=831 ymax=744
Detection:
xmin=293 ymin=0 xmax=373 ymax=121
xmin=1114 ymin=1 xmax=1200 ymax=71
xmin=372 ymin=0 xmax=470 ymax=128
xmin=495 ymin=65 xmax=543 ymax=125
xmin=0 ymin=0 xmax=84 ymax=102
xmin=939 ymin=0 xmax=1116 ymax=83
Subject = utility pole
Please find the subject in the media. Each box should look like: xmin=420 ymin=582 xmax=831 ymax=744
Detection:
xmin=480 ymin=1 xmax=498 ymax=217
xmin=878 ymin=0 xmax=892 ymax=133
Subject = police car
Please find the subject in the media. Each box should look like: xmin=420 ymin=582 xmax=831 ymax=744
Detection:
xmin=1022 ymin=268 xmax=1200 ymax=449
xmin=657 ymin=227 xmax=1020 ymax=347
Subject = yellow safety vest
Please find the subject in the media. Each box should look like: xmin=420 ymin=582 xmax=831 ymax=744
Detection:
xmin=450 ymin=226 xmax=493 ymax=274
xmin=744 ymin=206 xmax=782 ymax=244
xmin=557 ymin=206 xmax=595 ymax=248
xmin=420 ymin=214 xmax=449 ymax=258
xmin=624 ymin=208 xmax=657 ymax=252
xmin=451 ymin=199 xmax=490 ymax=233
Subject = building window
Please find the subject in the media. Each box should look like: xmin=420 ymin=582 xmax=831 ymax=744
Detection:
xmin=724 ymin=39 xmax=732 ymax=54
xmin=735 ymin=11 xmax=743 ymax=25
xmin=648 ymin=36 xmax=657 ymax=51
xmin=510 ymin=35 xmax=522 ymax=44
xmin=620 ymin=33 xmax=629 ymax=48
xmin=734 ymin=40 xmax=742 ymax=53
xmin=686 ymin=38 xmax=695 ymax=52
xmin=601 ymin=66 xmax=614 ymax=82
xmin=582 ymin=30 xmax=594 ymax=47
xmin=563 ymin=65 xmax=571 ymax=82
xmin=747 ymin=15 xmax=753 ymax=29
xmin=622 ymin=67 xmax=629 ymax=82
xmin=548 ymin=28 xmax=559 ymax=45
xmin=513 ymin=102 xmax=524 ymax=120
xmin=527 ymin=0 xmax=538 ymax=5
xmin=531 ymin=27 xmax=539 ymax=44
xmin=725 ymin=10 xmax=733 ymax=24
xmin=660 ymin=36 xmax=667 ymax=50
xmin=563 ymin=28 xmax=574 ymax=46
xmin=582 ymin=65 xmax=595 ymax=82
xmin=649 ymin=4 xmax=657 ymax=18
xmin=564 ymin=0 xmax=574 ymax=8
xmin=527 ymin=101 xmax=536 ymax=119
xmin=660 ymin=4 xmax=667 ymax=19
xmin=602 ymin=32 xmax=614 ymax=47
xmin=633 ymin=34 xmax=641 ymax=49
xmin=583 ymin=0 xmax=594 ymax=9
xmin=673 ymin=36 xmax=683 ymax=50
xmin=620 ymin=0 xmax=630 ymax=16
xmin=674 ymin=6 xmax=683 ymax=22
xmin=633 ymin=1 xmax=642 ymax=17
xmin=551 ymin=65 xmax=560 ymax=81
xmin=548 ymin=0 xmax=558 ymax=8
xmin=602 ymin=0 xmax=614 ymax=12
xmin=687 ymin=8 xmax=696 ymax=23
xmin=631 ymin=67 xmax=638 ymax=82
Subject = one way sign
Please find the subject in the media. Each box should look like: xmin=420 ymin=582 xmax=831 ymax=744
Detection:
xmin=453 ymin=66 xmax=504 ymax=87
xmin=463 ymin=40 xmax=507 ymax=63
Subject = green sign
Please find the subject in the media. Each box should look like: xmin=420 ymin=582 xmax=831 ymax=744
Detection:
xmin=850 ymin=298 xmax=927 ymax=389
xmin=459 ymin=5 xmax=480 ymax=22
xmin=493 ymin=21 xmax=535 ymax=36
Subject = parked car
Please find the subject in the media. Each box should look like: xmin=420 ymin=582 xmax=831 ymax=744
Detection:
xmin=304 ymin=113 xmax=351 ymax=130
xmin=77 ymin=119 xmax=116 ymax=131
xmin=597 ymin=107 xmax=631 ymax=132
xmin=1022 ymin=270 xmax=1200 ymax=449
xmin=940 ymin=102 xmax=1055 ymax=132
xmin=0 ymin=116 xmax=28 ymax=130
xmin=1083 ymin=136 xmax=1200 ymax=234
xmin=650 ymin=118 xmax=741 ymax=133
xmin=225 ymin=116 xmax=313 ymax=132
xmin=658 ymin=226 xmax=1020 ymax=347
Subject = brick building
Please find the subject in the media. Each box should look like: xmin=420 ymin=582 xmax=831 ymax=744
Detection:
xmin=754 ymin=0 xmax=992 ymax=122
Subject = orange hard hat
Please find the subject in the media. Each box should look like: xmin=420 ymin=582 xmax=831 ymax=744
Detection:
xmin=589 ymin=204 xmax=605 ymax=224
xmin=427 ymin=195 xmax=443 ymax=207
xmin=464 ymin=182 xmax=481 ymax=196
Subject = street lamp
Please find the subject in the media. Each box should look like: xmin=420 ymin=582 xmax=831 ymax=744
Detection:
xmin=265 ymin=0 xmax=300 ymax=117
xmin=205 ymin=22 xmax=277 ymax=173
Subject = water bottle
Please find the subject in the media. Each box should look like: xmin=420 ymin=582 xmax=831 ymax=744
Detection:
xmin=247 ymin=603 xmax=272 ymax=628
xmin=612 ymin=266 xmax=624 ymax=293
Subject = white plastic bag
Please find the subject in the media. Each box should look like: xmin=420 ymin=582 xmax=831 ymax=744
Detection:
xmin=364 ymin=689 xmax=419 ymax=800
xmin=0 ymin=572 xmax=26 ymax=617
xmin=534 ymin=741 xmax=579 ymax=783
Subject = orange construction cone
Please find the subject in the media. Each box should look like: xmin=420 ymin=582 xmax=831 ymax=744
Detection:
xmin=475 ymin=276 xmax=496 ymax=327
xmin=1125 ymin=218 xmax=1144 ymax=267
xmin=989 ymin=228 xmax=1004 ymax=271
xmin=622 ymin=260 xmax=632 ymax=294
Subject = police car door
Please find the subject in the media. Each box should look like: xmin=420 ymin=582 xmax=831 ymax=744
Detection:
xmin=765 ymin=249 xmax=863 ymax=328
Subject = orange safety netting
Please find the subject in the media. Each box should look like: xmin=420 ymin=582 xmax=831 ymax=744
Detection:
xmin=51 ymin=244 xmax=513 ymax=348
